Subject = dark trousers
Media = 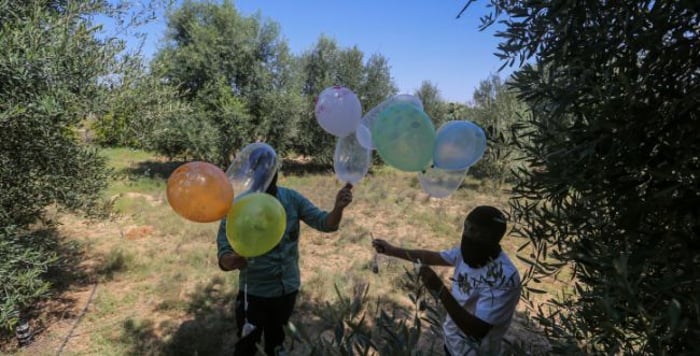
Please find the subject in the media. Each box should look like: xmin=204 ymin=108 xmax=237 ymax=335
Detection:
xmin=234 ymin=290 xmax=298 ymax=356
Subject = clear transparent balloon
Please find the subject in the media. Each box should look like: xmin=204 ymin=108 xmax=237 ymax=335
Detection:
xmin=418 ymin=165 xmax=469 ymax=199
xmin=226 ymin=143 xmax=279 ymax=198
xmin=334 ymin=133 xmax=371 ymax=184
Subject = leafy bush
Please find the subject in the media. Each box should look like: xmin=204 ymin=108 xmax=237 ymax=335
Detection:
xmin=0 ymin=0 xmax=125 ymax=332
xmin=464 ymin=0 xmax=700 ymax=354
xmin=152 ymin=1 xmax=303 ymax=165
xmin=0 ymin=227 xmax=58 ymax=331
xmin=289 ymin=269 xmax=446 ymax=355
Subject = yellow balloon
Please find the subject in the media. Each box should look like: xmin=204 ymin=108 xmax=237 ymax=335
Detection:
xmin=226 ymin=193 xmax=286 ymax=257
xmin=166 ymin=161 xmax=233 ymax=223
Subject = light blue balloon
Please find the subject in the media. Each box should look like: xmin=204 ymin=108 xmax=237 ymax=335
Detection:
xmin=433 ymin=120 xmax=487 ymax=170
xmin=418 ymin=165 xmax=468 ymax=198
xmin=333 ymin=133 xmax=371 ymax=184
xmin=372 ymin=102 xmax=435 ymax=172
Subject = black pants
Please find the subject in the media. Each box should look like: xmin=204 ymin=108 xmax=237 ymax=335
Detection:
xmin=234 ymin=290 xmax=298 ymax=356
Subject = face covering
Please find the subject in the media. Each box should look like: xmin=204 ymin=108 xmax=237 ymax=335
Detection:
xmin=461 ymin=238 xmax=502 ymax=268
xmin=265 ymin=172 xmax=278 ymax=197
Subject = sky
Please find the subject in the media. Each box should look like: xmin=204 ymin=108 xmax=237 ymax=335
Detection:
xmin=108 ymin=0 xmax=515 ymax=104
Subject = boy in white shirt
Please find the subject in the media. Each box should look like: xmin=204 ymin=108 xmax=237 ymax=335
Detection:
xmin=372 ymin=206 xmax=521 ymax=355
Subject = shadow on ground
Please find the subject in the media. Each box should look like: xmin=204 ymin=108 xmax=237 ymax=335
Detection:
xmin=0 ymin=225 xmax=141 ymax=353
xmin=124 ymin=160 xmax=187 ymax=180
xmin=122 ymin=158 xmax=334 ymax=180
xmin=114 ymin=276 xmax=448 ymax=355
xmin=118 ymin=276 xmax=237 ymax=356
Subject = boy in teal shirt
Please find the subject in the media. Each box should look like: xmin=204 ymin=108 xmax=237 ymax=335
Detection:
xmin=217 ymin=172 xmax=353 ymax=355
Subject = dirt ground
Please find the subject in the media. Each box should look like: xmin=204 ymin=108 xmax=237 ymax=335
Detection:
xmin=3 ymin=178 xmax=554 ymax=355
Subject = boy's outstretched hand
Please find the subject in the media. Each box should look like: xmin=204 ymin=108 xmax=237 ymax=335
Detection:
xmin=371 ymin=238 xmax=392 ymax=254
xmin=334 ymin=183 xmax=353 ymax=210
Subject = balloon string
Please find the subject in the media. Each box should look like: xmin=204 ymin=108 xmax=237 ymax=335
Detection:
xmin=244 ymin=275 xmax=249 ymax=320
xmin=370 ymin=232 xmax=379 ymax=274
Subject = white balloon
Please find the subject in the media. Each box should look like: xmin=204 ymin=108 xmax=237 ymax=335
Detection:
xmin=418 ymin=165 xmax=468 ymax=198
xmin=315 ymin=86 xmax=362 ymax=137
xmin=333 ymin=132 xmax=371 ymax=184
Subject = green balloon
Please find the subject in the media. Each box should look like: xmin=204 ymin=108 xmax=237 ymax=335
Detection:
xmin=226 ymin=193 xmax=286 ymax=257
xmin=371 ymin=102 xmax=436 ymax=172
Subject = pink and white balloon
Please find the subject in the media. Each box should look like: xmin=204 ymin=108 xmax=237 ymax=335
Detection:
xmin=315 ymin=86 xmax=362 ymax=137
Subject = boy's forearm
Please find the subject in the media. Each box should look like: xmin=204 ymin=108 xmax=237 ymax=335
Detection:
xmin=387 ymin=247 xmax=449 ymax=266
xmin=325 ymin=207 xmax=343 ymax=230
xmin=439 ymin=289 xmax=492 ymax=339
xmin=389 ymin=247 xmax=426 ymax=262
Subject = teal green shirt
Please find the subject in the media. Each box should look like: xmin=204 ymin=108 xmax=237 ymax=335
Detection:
xmin=216 ymin=187 xmax=337 ymax=297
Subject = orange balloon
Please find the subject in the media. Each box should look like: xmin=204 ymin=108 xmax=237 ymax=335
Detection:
xmin=166 ymin=161 xmax=234 ymax=223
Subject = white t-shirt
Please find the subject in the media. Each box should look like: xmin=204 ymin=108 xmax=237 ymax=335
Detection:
xmin=439 ymin=247 xmax=521 ymax=355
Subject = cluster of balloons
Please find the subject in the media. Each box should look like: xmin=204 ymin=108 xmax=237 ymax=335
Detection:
xmin=315 ymin=86 xmax=487 ymax=198
xmin=166 ymin=143 xmax=286 ymax=257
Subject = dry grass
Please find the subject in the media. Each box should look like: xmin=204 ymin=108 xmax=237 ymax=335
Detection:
xmin=2 ymin=148 xmax=560 ymax=355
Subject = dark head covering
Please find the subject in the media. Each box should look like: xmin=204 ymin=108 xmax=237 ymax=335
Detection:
xmin=466 ymin=205 xmax=507 ymax=242
xmin=248 ymin=147 xmax=278 ymax=194
xmin=461 ymin=206 xmax=507 ymax=268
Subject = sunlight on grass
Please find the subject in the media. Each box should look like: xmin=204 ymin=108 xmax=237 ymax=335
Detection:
xmin=101 ymin=147 xmax=157 ymax=171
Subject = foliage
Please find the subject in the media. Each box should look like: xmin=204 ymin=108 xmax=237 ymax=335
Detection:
xmin=465 ymin=0 xmax=700 ymax=354
xmin=361 ymin=54 xmax=399 ymax=111
xmin=414 ymin=81 xmax=448 ymax=128
xmin=289 ymin=269 xmax=446 ymax=355
xmin=92 ymin=56 xmax=192 ymax=150
xmin=0 ymin=227 xmax=58 ymax=331
xmin=0 ymin=0 xmax=152 ymax=333
xmin=152 ymin=0 xmax=303 ymax=166
xmin=468 ymin=74 xmax=529 ymax=186
xmin=296 ymin=36 xmax=397 ymax=163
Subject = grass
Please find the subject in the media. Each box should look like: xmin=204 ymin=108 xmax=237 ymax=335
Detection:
xmin=2 ymin=147 xmax=562 ymax=355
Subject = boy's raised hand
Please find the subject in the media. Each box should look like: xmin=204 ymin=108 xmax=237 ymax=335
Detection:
xmin=334 ymin=183 xmax=353 ymax=210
